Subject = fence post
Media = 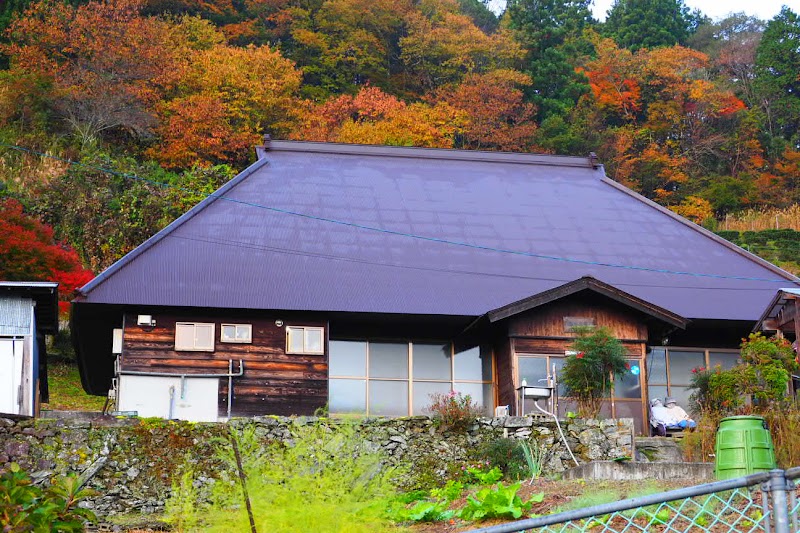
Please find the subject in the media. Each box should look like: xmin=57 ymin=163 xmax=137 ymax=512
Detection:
xmin=769 ymin=469 xmax=791 ymax=533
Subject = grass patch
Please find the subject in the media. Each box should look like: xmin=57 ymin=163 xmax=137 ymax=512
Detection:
xmin=43 ymin=360 xmax=106 ymax=412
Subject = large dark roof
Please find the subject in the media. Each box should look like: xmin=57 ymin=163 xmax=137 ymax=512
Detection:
xmin=78 ymin=141 xmax=798 ymax=321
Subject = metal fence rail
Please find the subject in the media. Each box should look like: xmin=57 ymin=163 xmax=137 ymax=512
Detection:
xmin=469 ymin=469 xmax=800 ymax=533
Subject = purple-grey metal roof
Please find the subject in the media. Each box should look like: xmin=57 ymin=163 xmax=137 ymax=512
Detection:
xmin=78 ymin=141 xmax=799 ymax=321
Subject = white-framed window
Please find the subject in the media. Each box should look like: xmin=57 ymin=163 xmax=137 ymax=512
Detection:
xmin=286 ymin=326 xmax=325 ymax=354
xmin=221 ymin=324 xmax=253 ymax=343
xmin=175 ymin=322 xmax=215 ymax=351
xmin=328 ymin=341 xmax=494 ymax=417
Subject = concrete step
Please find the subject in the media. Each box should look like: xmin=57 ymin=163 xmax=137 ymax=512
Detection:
xmin=564 ymin=460 xmax=714 ymax=481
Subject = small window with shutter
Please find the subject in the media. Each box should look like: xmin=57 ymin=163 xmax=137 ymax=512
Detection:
xmin=175 ymin=322 xmax=215 ymax=351
xmin=286 ymin=326 xmax=325 ymax=354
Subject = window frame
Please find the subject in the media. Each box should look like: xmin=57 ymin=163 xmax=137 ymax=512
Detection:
xmin=220 ymin=323 xmax=253 ymax=344
xmin=286 ymin=326 xmax=325 ymax=355
xmin=328 ymin=339 xmax=495 ymax=417
xmin=647 ymin=346 xmax=740 ymax=401
xmin=174 ymin=322 xmax=215 ymax=352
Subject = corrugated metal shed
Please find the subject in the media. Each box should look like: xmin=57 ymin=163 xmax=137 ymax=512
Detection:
xmin=78 ymin=141 xmax=799 ymax=321
xmin=0 ymin=282 xmax=59 ymax=334
xmin=0 ymin=297 xmax=32 ymax=336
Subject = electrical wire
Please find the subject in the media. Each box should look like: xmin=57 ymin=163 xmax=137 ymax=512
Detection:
xmin=3 ymin=141 xmax=799 ymax=285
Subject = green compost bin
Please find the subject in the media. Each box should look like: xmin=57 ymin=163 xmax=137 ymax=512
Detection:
xmin=714 ymin=415 xmax=776 ymax=480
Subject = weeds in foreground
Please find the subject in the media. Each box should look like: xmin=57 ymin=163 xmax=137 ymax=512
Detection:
xmin=165 ymin=423 xmax=400 ymax=532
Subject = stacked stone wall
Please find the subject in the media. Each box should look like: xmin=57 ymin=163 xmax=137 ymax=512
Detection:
xmin=0 ymin=415 xmax=633 ymax=517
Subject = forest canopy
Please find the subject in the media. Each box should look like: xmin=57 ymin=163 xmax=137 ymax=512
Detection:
xmin=0 ymin=0 xmax=799 ymax=277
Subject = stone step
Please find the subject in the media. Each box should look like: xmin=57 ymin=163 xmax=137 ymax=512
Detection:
xmin=635 ymin=436 xmax=684 ymax=463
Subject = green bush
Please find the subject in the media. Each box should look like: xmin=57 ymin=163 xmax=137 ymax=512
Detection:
xmin=0 ymin=463 xmax=96 ymax=532
xmin=166 ymin=422 xmax=400 ymax=532
xmin=475 ymin=438 xmax=528 ymax=481
xmin=561 ymin=326 xmax=628 ymax=418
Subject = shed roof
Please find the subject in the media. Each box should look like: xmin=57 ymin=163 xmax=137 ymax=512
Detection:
xmin=0 ymin=282 xmax=59 ymax=334
xmin=77 ymin=141 xmax=798 ymax=321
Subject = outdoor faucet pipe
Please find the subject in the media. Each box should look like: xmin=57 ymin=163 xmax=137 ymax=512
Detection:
xmin=532 ymin=399 xmax=580 ymax=467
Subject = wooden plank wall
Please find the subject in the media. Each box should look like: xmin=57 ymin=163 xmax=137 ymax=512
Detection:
xmin=495 ymin=295 xmax=650 ymax=421
xmin=507 ymin=298 xmax=648 ymax=341
xmin=121 ymin=313 xmax=327 ymax=417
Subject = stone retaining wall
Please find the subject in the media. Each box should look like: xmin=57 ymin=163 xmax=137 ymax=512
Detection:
xmin=0 ymin=415 xmax=633 ymax=518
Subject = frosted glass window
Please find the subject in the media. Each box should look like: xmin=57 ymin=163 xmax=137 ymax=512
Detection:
xmin=648 ymin=348 xmax=667 ymax=383
xmin=287 ymin=327 xmax=304 ymax=353
xmin=221 ymin=324 xmax=252 ymax=343
xmin=286 ymin=326 xmax=324 ymax=354
xmin=709 ymin=351 xmax=739 ymax=371
xmin=329 ymin=341 xmax=367 ymax=376
xmin=517 ymin=357 xmax=548 ymax=385
xmin=175 ymin=322 xmax=215 ymax=351
xmin=412 ymin=343 xmax=451 ymax=380
xmin=369 ymin=380 xmax=408 ymax=416
xmin=454 ymin=346 xmax=492 ymax=381
xmin=614 ymin=361 xmax=642 ymax=399
xmin=668 ymin=386 xmax=692 ymax=407
xmin=648 ymin=385 xmax=668 ymax=404
xmin=369 ymin=343 xmax=408 ymax=379
xmin=454 ymin=382 xmax=493 ymax=416
xmin=329 ymin=379 xmax=366 ymax=414
xmin=412 ymin=381 xmax=451 ymax=415
xmin=668 ymin=351 xmax=704 ymax=385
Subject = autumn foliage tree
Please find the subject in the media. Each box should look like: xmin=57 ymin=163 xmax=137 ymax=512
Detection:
xmin=3 ymin=0 xmax=183 ymax=146
xmin=0 ymin=199 xmax=93 ymax=309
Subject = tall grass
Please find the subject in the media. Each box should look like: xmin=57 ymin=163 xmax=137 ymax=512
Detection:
xmin=165 ymin=422 xmax=401 ymax=533
xmin=719 ymin=205 xmax=800 ymax=232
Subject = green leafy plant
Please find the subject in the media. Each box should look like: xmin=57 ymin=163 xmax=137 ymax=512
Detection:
xmin=458 ymin=482 xmax=543 ymax=521
xmin=0 ymin=463 xmax=97 ymax=532
xmin=425 ymin=390 xmax=484 ymax=431
xmin=561 ymin=326 xmax=629 ymax=418
xmin=387 ymin=499 xmax=455 ymax=523
xmin=429 ymin=480 xmax=464 ymax=501
xmin=467 ymin=465 xmax=503 ymax=485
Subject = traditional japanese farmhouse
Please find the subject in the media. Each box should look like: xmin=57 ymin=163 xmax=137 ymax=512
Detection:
xmin=71 ymin=140 xmax=800 ymax=432
xmin=0 ymin=282 xmax=58 ymax=417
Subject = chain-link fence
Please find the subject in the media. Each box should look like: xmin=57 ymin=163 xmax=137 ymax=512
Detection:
xmin=469 ymin=468 xmax=800 ymax=533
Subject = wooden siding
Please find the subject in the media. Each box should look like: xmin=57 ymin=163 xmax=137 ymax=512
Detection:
xmin=507 ymin=296 xmax=648 ymax=341
xmin=121 ymin=313 xmax=327 ymax=417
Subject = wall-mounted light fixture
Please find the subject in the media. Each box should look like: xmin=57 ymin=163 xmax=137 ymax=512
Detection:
xmin=275 ymin=319 xmax=284 ymax=327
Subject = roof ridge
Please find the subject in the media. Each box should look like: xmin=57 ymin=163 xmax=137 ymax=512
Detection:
xmin=259 ymin=139 xmax=600 ymax=169
xmin=600 ymin=177 xmax=800 ymax=284
xmin=77 ymin=157 xmax=272 ymax=296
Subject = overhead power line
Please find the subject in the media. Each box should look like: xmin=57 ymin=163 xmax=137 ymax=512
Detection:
xmin=2 ymin=141 xmax=799 ymax=285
